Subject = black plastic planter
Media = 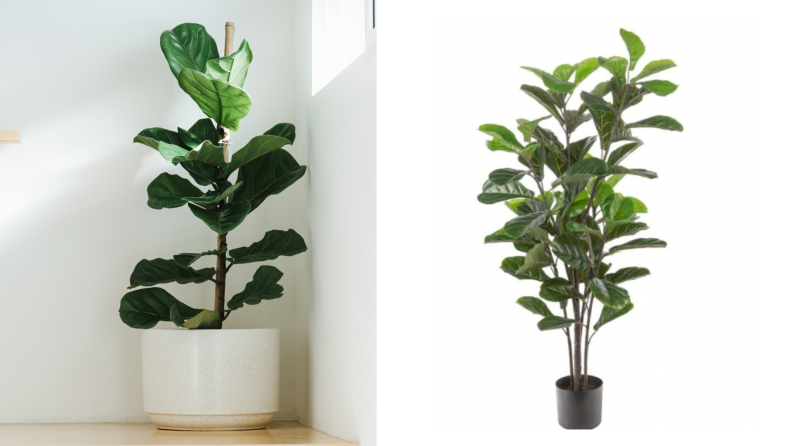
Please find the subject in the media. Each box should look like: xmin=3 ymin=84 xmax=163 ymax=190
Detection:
xmin=555 ymin=375 xmax=603 ymax=429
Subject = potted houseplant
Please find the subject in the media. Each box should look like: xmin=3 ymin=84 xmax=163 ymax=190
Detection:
xmin=118 ymin=22 xmax=307 ymax=431
xmin=478 ymin=29 xmax=681 ymax=429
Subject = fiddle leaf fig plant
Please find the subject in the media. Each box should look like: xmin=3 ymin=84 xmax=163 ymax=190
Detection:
xmin=479 ymin=29 xmax=680 ymax=391
xmin=119 ymin=23 xmax=307 ymax=330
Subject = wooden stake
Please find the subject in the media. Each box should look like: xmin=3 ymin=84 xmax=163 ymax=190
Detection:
xmin=224 ymin=22 xmax=235 ymax=58
xmin=0 ymin=131 xmax=21 ymax=142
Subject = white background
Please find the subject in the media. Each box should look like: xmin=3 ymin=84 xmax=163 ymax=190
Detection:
xmin=378 ymin=1 xmax=792 ymax=444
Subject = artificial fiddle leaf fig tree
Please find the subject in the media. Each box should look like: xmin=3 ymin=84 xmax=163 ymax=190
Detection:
xmin=119 ymin=23 xmax=307 ymax=330
xmin=479 ymin=29 xmax=680 ymax=394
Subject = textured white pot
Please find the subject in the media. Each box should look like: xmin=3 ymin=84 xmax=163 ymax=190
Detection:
xmin=142 ymin=328 xmax=279 ymax=431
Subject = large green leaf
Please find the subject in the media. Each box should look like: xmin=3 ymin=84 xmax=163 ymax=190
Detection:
xmin=229 ymin=229 xmax=307 ymax=264
xmin=553 ymin=64 xmax=576 ymax=81
xmin=189 ymin=118 xmax=222 ymax=143
xmin=539 ymin=277 xmax=575 ymax=302
xmin=182 ymin=141 xmax=226 ymax=166
xmin=609 ymin=238 xmax=667 ymax=254
xmin=205 ymin=40 xmax=253 ymax=87
xmin=146 ymin=173 xmax=203 ymax=210
xmin=182 ymin=309 xmax=222 ymax=329
xmin=157 ymin=142 xmax=190 ymax=165
xmin=552 ymin=158 xmax=608 ymax=187
xmin=538 ymin=315 xmax=576 ymax=331
xmin=504 ymin=213 xmax=546 ymax=238
xmin=567 ymin=136 xmax=597 ymax=164
xmin=515 ymin=117 xmax=550 ymax=143
xmin=225 ymin=135 xmax=292 ymax=174
xmin=515 ymin=243 xmax=551 ymax=273
xmin=181 ymin=160 xmax=220 ymax=186
xmin=633 ymin=59 xmax=676 ymax=82
xmin=523 ymin=67 xmax=576 ymax=93
xmin=605 ymin=221 xmax=648 ymax=241
xmin=626 ymin=115 xmax=684 ymax=131
xmin=226 ymin=265 xmax=284 ymax=311
xmin=177 ymin=127 xmax=203 ymax=149
xmin=551 ymin=234 xmax=589 ymax=269
xmin=169 ymin=304 xmax=184 ymax=327
xmin=119 ymin=287 xmax=201 ymax=329
xmin=488 ymin=168 xmax=526 ymax=185
xmin=619 ymin=29 xmax=645 ymax=71
xmin=607 ymin=139 xmax=643 ymax=166
xmin=520 ymin=85 xmax=564 ymax=124
xmin=173 ymin=246 xmax=227 ymax=268
xmin=606 ymin=267 xmax=650 ymax=284
xmin=598 ymin=56 xmax=628 ymax=84
xmin=182 ymin=181 xmax=244 ymax=206
xmin=608 ymin=166 xmax=659 ymax=179
xmin=517 ymin=296 xmax=552 ymax=317
xmin=128 ymin=258 xmax=215 ymax=289
xmin=230 ymin=148 xmax=307 ymax=213
xmin=501 ymin=256 xmax=550 ymax=281
xmin=574 ymin=57 xmax=600 ymax=85
xmin=479 ymin=124 xmax=524 ymax=152
xmin=566 ymin=222 xmax=601 ymax=237
xmin=594 ymin=302 xmax=634 ymax=330
xmin=160 ymin=23 xmax=220 ymax=79
xmin=263 ymin=123 xmax=297 ymax=143
xmin=188 ymin=200 xmax=251 ymax=234
xmin=638 ymin=80 xmax=678 ymax=96
xmin=581 ymin=92 xmax=616 ymax=151
xmin=178 ymin=69 xmax=252 ymax=131
xmin=134 ymin=128 xmax=182 ymax=151
xmin=589 ymin=278 xmax=630 ymax=309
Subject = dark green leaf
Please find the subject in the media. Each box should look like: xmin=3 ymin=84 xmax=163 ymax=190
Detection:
xmin=477 ymin=180 xmax=533 ymax=204
xmin=626 ymin=115 xmax=683 ymax=131
xmin=517 ymin=297 xmax=552 ymax=317
xmin=638 ymin=80 xmax=678 ymax=96
xmin=134 ymin=128 xmax=182 ymax=151
xmin=609 ymin=238 xmax=667 ymax=254
xmin=521 ymin=85 xmax=564 ymax=124
xmin=598 ymin=56 xmax=628 ymax=84
xmin=128 ymin=258 xmax=215 ymax=289
xmin=523 ymin=67 xmax=576 ymax=93
xmin=538 ymin=315 xmax=576 ymax=331
xmin=489 ymin=168 xmax=526 ymax=185
xmin=515 ymin=244 xmax=552 ymax=273
xmin=595 ymin=302 xmax=633 ymax=330
xmin=182 ymin=309 xmax=222 ymax=329
xmin=504 ymin=213 xmax=547 ymax=238
xmin=119 ymin=287 xmax=201 ymax=329
xmin=551 ymin=234 xmax=589 ymax=269
xmin=606 ymin=267 xmax=650 ymax=284
xmin=567 ymin=137 xmax=597 ymax=164
xmin=589 ymin=278 xmax=630 ymax=309
xmin=228 ymin=229 xmax=307 ymax=264
xmin=552 ymin=158 xmax=608 ymax=187
xmin=225 ymin=135 xmax=293 ymax=174
xmin=607 ymin=139 xmax=643 ymax=166
xmin=263 ymin=123 xmax=297 ymax=143
xmin=182 ymin=141 xmax=226 ymax=166
xmin=173 ymin=246 xmax=227 ymax=268
xmin=188 ymin=118 xmax=222 ymax=144
xmin=609 ymin=166 xmax=659 ymax=179
xmin=182 ymin=181 xmax=244 ymax=206
xmin=230 ymin=149 xmax=307 ymax=212
xmin=146 ymin=173 xmax=203 ymax=210
xmin=501 ymin=256 xmax=550 ymax=281
xmin=540 ymin=277 xmax=575 ymax=302
xmin=205 ymin=40 xmax=253 ymax=87
xmin=160 ymin=23 xmax=220 ymax=79
xmin=619 ymin=29 xmax=645 ymax=71
xmin=177 ymin=127 xmax=203 ymax=149
xmin=188 ymin=200 xmax=251 ymax=234
xmin=178 ymin=69 xmax=252 ymax=131
xmin=574 ymin=57 xmax=600 ymax=85
xmin=226 ymin=265 xmax=284 ymax=311
xmin=605 ymin=221 xmax=648 ymax=242
xmin=169 ymin=304 xmax=183 ymax=327
xmin=181 ymin=160 xmax=220 ymax=186
xmin=566 ymin=221 xmax=601 ymax=237
xmin=633 ymin=59 xmax=676 ymax=82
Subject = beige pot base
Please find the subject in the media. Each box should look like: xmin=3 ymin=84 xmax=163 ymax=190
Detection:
xmin=148 ymin=412 xmax=276 ymax=431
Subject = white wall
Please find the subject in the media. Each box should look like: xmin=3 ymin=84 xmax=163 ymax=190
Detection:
xmin=294 ymin=1 xmax=376 ymax=444
xmin=0 ymin=0 xmax=306 ymax=422
xmin=378 ymin=1 xmax=792 ymax=445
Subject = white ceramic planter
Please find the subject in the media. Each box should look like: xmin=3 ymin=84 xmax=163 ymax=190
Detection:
xmin=141 ymin=328 xmax=279 ymax=431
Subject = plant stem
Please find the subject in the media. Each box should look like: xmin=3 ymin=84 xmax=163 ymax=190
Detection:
xmin=214 ymin=123 xmax=232 ymax=328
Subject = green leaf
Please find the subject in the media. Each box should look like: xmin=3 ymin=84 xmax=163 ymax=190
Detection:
xmin=501 ymin=256 xmax=550 ymax=281
xmin=566 ymin=221 xmax=601 ymax=237
xmin=182 ymin=181 xmax=244 ymax=206
xmin=538 ymin=315 xmax=576 ymax=331
xmin=628 ymin=197 xmax=648 ymax=213
xmin=554 ymin=64 xmax=576 ymax=81
xmin=484 ymin=228 xmax=515 ymax=243
xmin=178 ymin=69 xmax=252 ymax=132
xmin=626 ymin=115 xmax=684 ymax=131
xmin=173 ymin=246 xmax=227 ymax=268
xmin=479 ymin=124 xmax=522 ymax=148
xmin=598 ymin=56 xmax=628 ymax=84
xmin=609 ymin=238 xmax=667 ymax=254
xmin=119 ymin=287 xmax=201 ymax=329
xmin=520 ymin=85 xmax=564 ymax=124
xmin=146 ymin=173 xmax=203 ymax=210
xmin=566 ymin=197 xmax=589 ymax=218
xmin=606 ymin=267 xmax=650 ymax=284
xmin=228 ymin=229 xmax=307 ymax=264
xmin=489 ymin=168 xmax=526 ymax=185
xmin=619 ymin=29 xmax=645 ymax=71
xmin=552 ymin=158 xmax=608 ymax=187
xmin=231 ymin=148 xmax=307 ymax=213
xmin=589 ymin=278 xmax=630 ymax=310
xmin=134 ymin=128 xmax=182 ymax=151
xmin=608 ymin=166 xmax=658 ymax=179
xmin=169 ymin=304 xmax=183 ymax=327
xmin=181 ymin=160 xmax=220 ymax=187
xmin=226 ymin=265 xmax=284 ymax=311
xmin=567 ymin=136 xmax=597 ymax=164
xmin=551 ymin=234 xmax=589 ymax=269
xmin=595 ymin=183 xmax=614 ymax=207
xmin=128 ymin=258 xmax=215 ymax=289
xmin=225 ymin=135 xmax=292 ymax=174
xmin=189 ymin=118 xmax=222 ymax=143
xmin=638 ymin=80 xmax=678 ymax=96
xmin=205 ymin=40 xmax=253 ymax=87
xmin=515 ymin=117 xmax=550 ymax=143
xmin=605 ymin=221 xmax=648 ymax=242
xmin=157 ymin=142 xmax=190 ymax=165
xmin=177 ymin=127 xmax=203 ymax=149
xmin=633 ymin=59 xmax=676 ymax=82
xmin=608 ymin=195 xmax=635 ymax=221
xmin=539 ymin=277 xmax=575 ymax=302
xmin=595 ymin=302 xmax=634 ymax=330
xmin=605 ymin=174 xmax=625 ymax=188
xmin=517 ymin=297 xmax=552 ymax=317
xmin=182 ymin=140 xmax=226 ymax=166
xmin=182 ymin=309 xmax=222 ymax=329
xmin=263 ymin=123 xmax=297 ymax=143
xmin=515 ymin=243 xmax=552 ymax=273
xmin=522 ymin=67 xmax=576 ymax=93
xmin=188 ymin=200 xmax=251 ymax=234
xmin=574 ymin=58 xmax=600 ymax=85
xmin=580 ymin=91 xmax=614 ymax=112
xmin=607 ymin=139 xmax=643 ymax=166
xmin=504 ymin=213 xmax=547 ymax=238
xmin=477 ymin=180 xmax=533 ymax=204
xmin=160 ymin=23 xmax=220 ymax=79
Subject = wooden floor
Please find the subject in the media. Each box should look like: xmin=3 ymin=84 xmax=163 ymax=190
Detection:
xmin=0 ymin=420 xmax=356 ymax=446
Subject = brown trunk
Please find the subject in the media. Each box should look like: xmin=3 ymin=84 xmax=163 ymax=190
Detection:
xmin=571 ymin=298 xmax=582 ymax=391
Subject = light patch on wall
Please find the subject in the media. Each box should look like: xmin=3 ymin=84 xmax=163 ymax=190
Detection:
xmin=312 ymin=0 xmax=365 ymax=95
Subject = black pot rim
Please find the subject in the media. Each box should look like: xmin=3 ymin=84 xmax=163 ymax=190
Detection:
xmin=555 ymin=375 xmax=603 ymax=392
